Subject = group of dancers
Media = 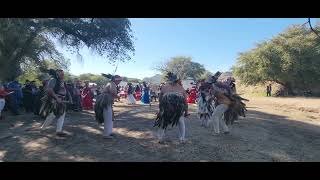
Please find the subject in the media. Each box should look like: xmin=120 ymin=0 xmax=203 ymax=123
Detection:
xmin=38 ymin=68 xmax=247 ymax=143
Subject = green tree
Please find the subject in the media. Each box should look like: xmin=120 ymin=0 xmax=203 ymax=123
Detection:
xmin=155 ymin=56 xmax=206 ymax=81
xmin=0 ymin=18 xmax=135 ymax=81
xmin=232 ymin=25 xmax=320 ymax=95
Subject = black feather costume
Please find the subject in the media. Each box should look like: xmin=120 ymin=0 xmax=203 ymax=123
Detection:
xmin=39 ymin=69 xmax=67 ymax=118
xmin=39 ymin=95 xmax=66 ymax=117
xmin=94 ymin=73 xmax=116 ymax=124
xmin=154 ymin=92 xmax=187 ymax=129
xmin=222 ymin=93 xmax=249 ymax=125
xmin=94 ymin=93 xmax=114 ymax=124
xmin=208 ymin=71 xmax=249 ymax=125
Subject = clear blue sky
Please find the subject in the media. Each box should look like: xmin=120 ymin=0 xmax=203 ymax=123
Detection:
xmin=57 ymin=18 xmax=317 ymax=79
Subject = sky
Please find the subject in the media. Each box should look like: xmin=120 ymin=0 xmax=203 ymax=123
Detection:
xmin=57 ymin=18 xmax=318 ymax=79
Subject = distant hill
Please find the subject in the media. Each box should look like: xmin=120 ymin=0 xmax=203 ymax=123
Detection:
xmin=143 ymin=74 xmax=162 ymax=84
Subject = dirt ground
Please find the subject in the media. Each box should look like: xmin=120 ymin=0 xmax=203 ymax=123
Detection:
xmin=1 ymin=96 xmax=320 ymax=162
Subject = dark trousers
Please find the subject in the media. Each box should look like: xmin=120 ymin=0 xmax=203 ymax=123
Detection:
xmin=267 ymin=91 xmax=271 ymax=96
xmin=8 ymin=95 xmax=19 ymax=115
xmin=73 ymin=95 xmax=82 ymax=111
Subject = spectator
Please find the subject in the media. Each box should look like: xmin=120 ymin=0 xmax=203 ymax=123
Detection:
xmin=73 ymin=83 xmax=82 ymax=112
xmin=81 ymin=81 xmax=93 ymax=110
xmin=267 ymin=84 xmax=272 ymax=97
xmin=7 ymin=79 xmax=23 ymax=115
xmin=0 ymin=84 xmax=12 ymax=120
xmin=22 ymin=80 xmax=33 ymax=112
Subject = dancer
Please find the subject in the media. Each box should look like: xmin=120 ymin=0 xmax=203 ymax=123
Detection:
xmin=126 ymin=83 xmax=136 ymax=104
xmin=206 ymin=72 xmax=248 ymax=136
xmin=154 ymin=72 xmax=188 ymax=144
xmin=94 ymin=74 xmax=122 ymax=139
xmin=40 ymin=69 xmax=72 ymax=137
xmin=141 ymin=82 xmax=150 ymax=105
xmin=197 ymin=82 xmax=215 ymax=127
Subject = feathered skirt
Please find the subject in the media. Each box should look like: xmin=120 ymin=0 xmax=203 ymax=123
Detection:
xmin=94 ymin=93 xmax=114 ymax=124
xmin=154 ymin=93 xmax=187 ymax=129
xmin=223 ymin=94 xmax=249 ymax=125
xmin=39 ymin=95 xmax=66 ymax=118
xmin=197 ymin=96 xmax=215 ymax=120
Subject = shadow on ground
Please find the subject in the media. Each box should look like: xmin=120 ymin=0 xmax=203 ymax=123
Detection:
xmin=1 ymin=103 xmax=320 ymax=161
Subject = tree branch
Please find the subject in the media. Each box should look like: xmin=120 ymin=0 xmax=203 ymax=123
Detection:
xmin=308 ymin=18 xmax=320 ymax=38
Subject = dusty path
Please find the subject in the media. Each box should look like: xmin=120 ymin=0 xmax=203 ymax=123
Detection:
xmin=0 ymin=97 xmax=320 ymax=162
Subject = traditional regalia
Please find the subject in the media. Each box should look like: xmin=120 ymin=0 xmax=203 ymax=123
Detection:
xmin=154 ymin=72 xmax=188 ymax=143
xmin=206 ymin=72 xmax=248 ymax=135
xmin=197 ymin=83 xmax=215 ymax=127
xmin=40 ymin=69 xmax=71 ymax=136
xmin=94 ymin=73 xmax=122 ymax=139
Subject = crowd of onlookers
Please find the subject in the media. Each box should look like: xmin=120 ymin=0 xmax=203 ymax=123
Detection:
xmin=0 ymin=79 xmax=103 ymax=120
xmin=117 ymin=83 xmax=162 ymax=102
xmin=0 ymin=79 xmax=44 ymax=117
xmin=0 ymin=78 xmax=166 ymax=120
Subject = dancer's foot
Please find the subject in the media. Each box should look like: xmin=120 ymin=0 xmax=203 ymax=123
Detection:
xmin=212 ymin=132 xmax=220 ymax=136
xmin=224 ymin=131 xmax=230 ymax=135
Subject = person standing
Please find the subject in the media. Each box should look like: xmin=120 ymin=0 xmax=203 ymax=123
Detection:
xmin=266 ymin=84 xmax=272 ymax=97
xmin=81 ymin=82 xmax=93 ymax=110
xmin=95 ymin=74 xmax=122 ymax=139
xmin=134 ymin=85 xmax=141 ymax=101
xmin=141 ymin=82 xmax=150 ymax=105
xmin=40 ymin=69 xmax=71 ymax=137
xmin=126 ymin=83 xmax=136 ymax=105
xmin=7 ymin=79 xmax=22 ymax=115
xmin=0 ymin=84 xmax=12 ymax=120
xmin=22 ymin=80 xmax=33 ymax=113
xmin=72 ymin=83 xmax=81 ymax=112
